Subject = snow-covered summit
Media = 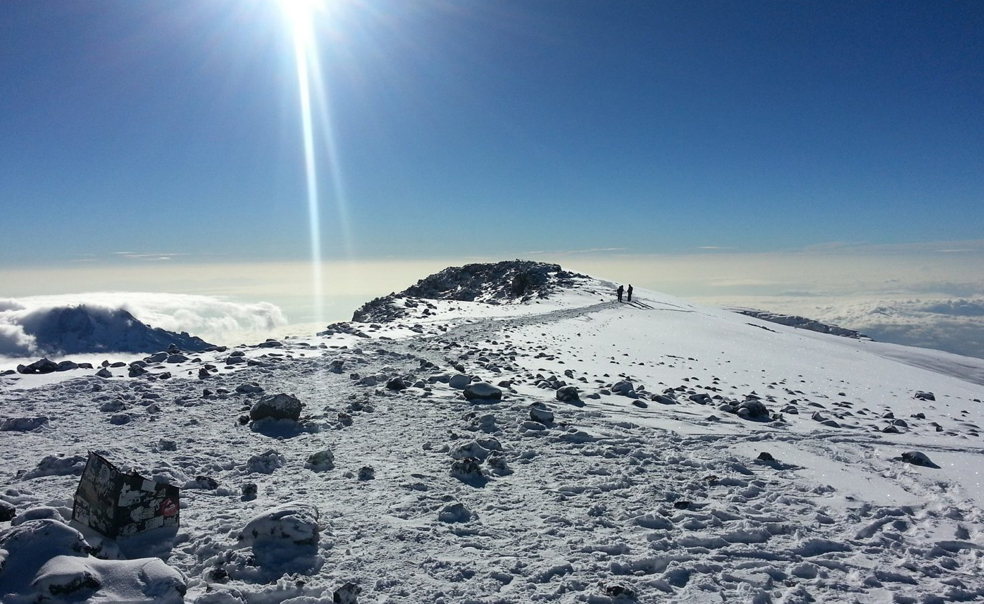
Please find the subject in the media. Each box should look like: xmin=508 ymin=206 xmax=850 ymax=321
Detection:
xmin=352 ymin=260 xmax=588 ymax=323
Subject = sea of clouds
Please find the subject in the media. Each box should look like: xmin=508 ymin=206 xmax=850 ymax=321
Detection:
xmin=0 ymin=292 xmax=288 ymax=357
xmin=807 ymin=297 xmax=984 ymax=360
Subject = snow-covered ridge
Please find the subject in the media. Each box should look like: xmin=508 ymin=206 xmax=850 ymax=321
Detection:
xmin=2 ymin=262 xmax=984 ymax=604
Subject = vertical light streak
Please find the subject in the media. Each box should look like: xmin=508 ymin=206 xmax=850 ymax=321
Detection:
xmin=292 ymin=17 xmax=324 ymax=325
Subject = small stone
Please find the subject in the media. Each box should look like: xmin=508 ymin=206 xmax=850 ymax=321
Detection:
xmin=555 ymin=385 xmax=580 ymax=402
xmin=306 ymin=449 xmax=335 ymax=472
xmin=438 ymin=502 xmax=472 ymax=523
xmin=529 ymin=404 xmax=554 ymax=423
xmin=757 ymin=451 xmax=775 ymax=462
xmin=900 ymin=451 xmax=936 ymax=467
xmin=357 ymin=466 xmax=375 ymax=480
xmin=333 ymin=582 xmax=362 ymax=604
xmin=0 ymin=500 xmax=15 ymax=522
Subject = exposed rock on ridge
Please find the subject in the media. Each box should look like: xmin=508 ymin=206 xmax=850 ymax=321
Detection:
xmin=352 ymin=260 xmax=586 ymax=323
xmin=736 ymin=309 xmax=869 ymax=340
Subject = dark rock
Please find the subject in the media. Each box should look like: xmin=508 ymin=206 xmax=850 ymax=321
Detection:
xmin=556 ymin=385 xmax=580 ymax=402
xmin=250 ymin=393 xmax=303 ymax=422
xmin=357 ymin=466 xmax=375 ymax=480
xmin=306 ymin=449 xmax=334 ymax=471
xmin=757 ymin=451 xmax=775 ymax=462
xmin=241 ymin=483 xmax=258 ymax=500
xmin=386 ymin=377 xmax=408 ymax=391
xmin=914 ymin=391 xmax=936 ymax=401
xmin=736 ymin=399 xmax=769 ymax=420
xmin=900 ymin=451 xmax=938 ymax=468
xmin=604 ymin=584 xmax=637 ymax=600
xmin=236 ymin=382 xmax=264 ymax=394
xmin=16 ymin=358 xmax=59 ymax=375
xmin=673 ymin=501 xmax=691 ymax=510
xmin=463 ymin=382 xmax=502 ymax=402
xmin=450 ymin=457 xmax=485 ymax=485
xmin=0 ymin=500 xmax=15 ymax=522
xmin=333 ymin=582 xmax=362 ymax=604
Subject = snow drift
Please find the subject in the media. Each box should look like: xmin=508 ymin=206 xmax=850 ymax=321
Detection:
xmin=2 ymin=261 xmax=983 ymax=604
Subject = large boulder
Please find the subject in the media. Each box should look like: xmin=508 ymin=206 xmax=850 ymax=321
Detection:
xmin=250 ymin=393 xmax=303 ymax=422
xmin=463 ymin=382 xmax=502 ymax=402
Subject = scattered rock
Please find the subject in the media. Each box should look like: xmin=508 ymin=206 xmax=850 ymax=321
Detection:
xmin=246 ymin=449 xmax=285 ymax=474
xmin=757 ymin=451 xmax=775 ymax=462
xmin=900 ymin=451 xmax=938 ymax=468
xmin=914 ymin=391 xmax=936 ymax=401
xmin=386 ymin=376 xmax=408 ymax=391
xmin=16 ymin=358 xmax=59 ymax=375
xmin=0 ymin=416 xmax=49 ymax=432
xmin=305 ymin=449 xmax=335 ymax=472
xmin=556 ymin=385 xmax=580 ymax=402
xmin=438 ymin=502 xmax=473 ymax=523
xmin=530 ymin=403 xmax=554 ymax=424
xmin=463 ymin=382 xmax=502 ymax=402
xmin=450 ymin=457 xmax=485 ymax=485
xmin=333 ymin=582 xmax=362 ymax=604
xmin=0 ymin=500 xmax=16 ymax=522
xmin=241 ymin=483 xmax=258 ymax=501
xmin=612 ymin=381 xmax=635 ymax=395
xmin=357 ymin=466 xmax=375 ymax=480
xmin=236 ymin=382 xmax=264 ymax=394
xmin=736 ymin=399 xmax=770 ymax=420
xmin=449 ymin=374 xmax=471 ymax=389
xmin=250 ymin=393 xmax=303 ymax=422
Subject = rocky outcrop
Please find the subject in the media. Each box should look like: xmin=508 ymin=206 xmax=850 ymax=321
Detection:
xmin=351 ymin=260 xmax=587 ymax=323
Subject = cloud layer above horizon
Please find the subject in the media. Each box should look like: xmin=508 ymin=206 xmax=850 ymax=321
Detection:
xmin=0 ymin=293 xmax=288 ymax=357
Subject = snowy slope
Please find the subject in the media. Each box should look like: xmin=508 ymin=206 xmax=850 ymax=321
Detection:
xmin=1 ymin=263 xmax=983 ymax=604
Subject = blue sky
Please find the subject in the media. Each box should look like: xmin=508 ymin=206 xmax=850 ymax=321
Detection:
xmin=2 ymin=0 xmax=982 ymax=266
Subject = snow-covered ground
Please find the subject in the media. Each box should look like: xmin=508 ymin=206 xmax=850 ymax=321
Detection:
xmin=2 ymin=268 xmax=983 ymax=604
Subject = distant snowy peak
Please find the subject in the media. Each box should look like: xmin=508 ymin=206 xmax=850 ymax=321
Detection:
xmin=21 ymin=305 xmax=213 ymax=355
xmin=352 ymin=260 xmax=588 ymax=323
xmin=735 ymin=308 xmax=870 ymax=340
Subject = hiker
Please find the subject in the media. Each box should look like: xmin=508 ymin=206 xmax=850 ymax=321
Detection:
xmin=616 ymin=285 xmax=624 ymax=303
xmin=627 ymin=284 xmax=633 ymax=302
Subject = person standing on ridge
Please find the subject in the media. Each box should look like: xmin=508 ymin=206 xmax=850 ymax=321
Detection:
xmin=616 ymin=285 xmax=624 ymax=303
xmin=627 ymin=284 xmax=633 ymax=302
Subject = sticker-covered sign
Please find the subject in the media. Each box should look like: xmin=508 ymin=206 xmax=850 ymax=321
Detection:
xmin=73 ymin=451 xmax=180 ymax=538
